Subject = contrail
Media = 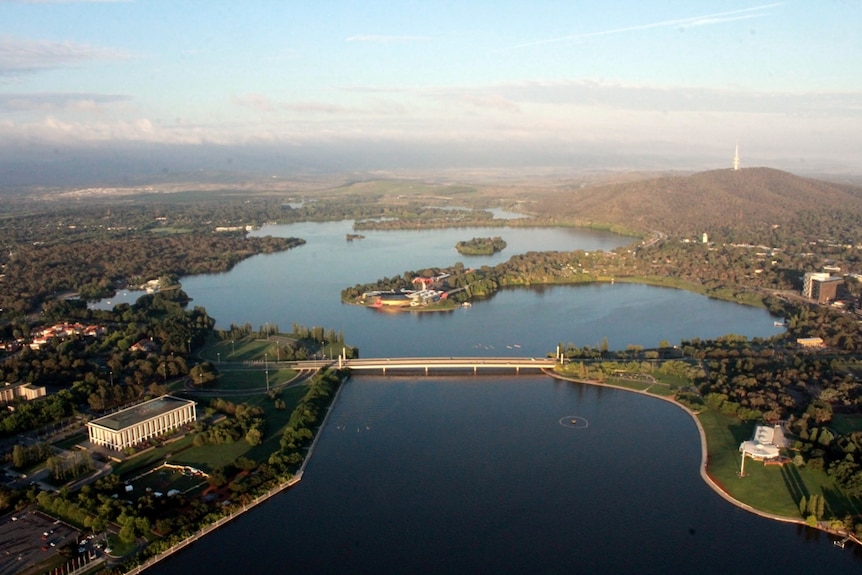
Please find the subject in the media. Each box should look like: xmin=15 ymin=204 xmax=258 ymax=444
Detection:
xmin=511 ymin=2 xmax=782 ymax=49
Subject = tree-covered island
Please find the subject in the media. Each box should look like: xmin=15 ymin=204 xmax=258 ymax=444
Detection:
xmin=455 ymin=236 xmax=507 ymax=255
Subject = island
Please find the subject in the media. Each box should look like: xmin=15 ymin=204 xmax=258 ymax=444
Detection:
xmin=455 ymin=236 xmax=507 ymax=255
xmin=343 ymin=269 xmax=476 ymax=310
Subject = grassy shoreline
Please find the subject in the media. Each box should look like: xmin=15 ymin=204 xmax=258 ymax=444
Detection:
xmin=546 ymin=368 xmax=860 ymax=542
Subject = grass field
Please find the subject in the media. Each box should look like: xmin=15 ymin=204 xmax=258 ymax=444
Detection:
xmin=213 ymin=367 xmax=298 ymax=390
xmin=54 ymin=433 xmax=89 ymax=450
xmin=200 ymin=337 xmax=280 ymax=363
xmin=127 ymin=465 xmax=207 ymax=498
xmin=111 ymin=434 xmax=197 ymax=479
xmin=169 ymin=386 xmax=307 ymax=472
xmin=698 ymin=410 xmax=862 ymax=518
xmin=832 ymin=413 xmax=862 ymax=436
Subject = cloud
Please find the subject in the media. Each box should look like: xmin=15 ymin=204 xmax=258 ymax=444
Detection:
xmin=346 ymin=35 xmax=430 ymax=43
xmin=438 ymin=80 xmax=862 ymax=119
xmin=232 ymin=93 xmax=401 ymax=116
xmin=1 ymin=1 xmax=131 ymax=4
xmin=511 ymin=3 xmax=783 ymax=49
xmin=434 ymin=92 xmax=522 ymax=113
xmin=232 ymin=93 xmax=279 ymax=113
xmin=0 ymin=36 xmax=130 ymax=76
xmin=0 ymin=92 xmax=130 ymax=112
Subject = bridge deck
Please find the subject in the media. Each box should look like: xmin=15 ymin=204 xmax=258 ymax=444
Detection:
xmin=341 ymin=356 xmax=557 ymax=372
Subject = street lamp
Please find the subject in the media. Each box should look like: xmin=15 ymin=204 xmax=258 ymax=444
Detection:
xmin=264 ymin=353 xmax=269 ymax=391
xmin=231 ymin=340 xmax=235 ymax=357
xmin=217 ymin=352 xmax=221 ymax=364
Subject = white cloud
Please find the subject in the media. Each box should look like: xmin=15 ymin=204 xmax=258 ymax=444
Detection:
xmin=0 ymin=36 xmax=131 ymax=76
xmin=0 ymin=92 xmax=130 ymax=112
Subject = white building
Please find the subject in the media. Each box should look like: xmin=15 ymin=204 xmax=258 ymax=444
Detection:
xmin=87 ymin=395 xmax=196 ymax=451
xmin=739 ymin=425 xmax=781 ymax=461
xmin=0 ymin=382 xmax=46 ymax=404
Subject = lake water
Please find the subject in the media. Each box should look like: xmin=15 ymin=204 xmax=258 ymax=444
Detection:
xmin=99 ymin=221 xmax=859 ymax=571
xmin=149 ymin=377 xmax=860 ymax=574
xmin=96 ymin=221 xmax=783 ymax=356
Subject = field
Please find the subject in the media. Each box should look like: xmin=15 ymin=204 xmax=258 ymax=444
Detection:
xmin=831 ymin=413 xmax=862 ymax=436
xmin=126 ymin=465 xmax=207 ymax=499
xmin=170 ymin=387 xmax=306 ymax=472
xmin=698 ymin=410 xmax=862 ymax=519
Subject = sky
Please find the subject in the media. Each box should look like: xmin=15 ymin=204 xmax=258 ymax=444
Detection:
xmin=0 ymin=0 xmax=860 ymax=183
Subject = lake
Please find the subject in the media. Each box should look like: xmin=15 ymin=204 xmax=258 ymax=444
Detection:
xmin=113 ymin=221 xmax=783 ymax=356
xmin=100 ymin=221 xmax=858 ymax=572
xmin=149 ymin=376 xmax=860 ymax=574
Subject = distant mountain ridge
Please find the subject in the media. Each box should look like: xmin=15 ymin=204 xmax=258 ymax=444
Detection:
xmin=535 ymin=167 xmax=862 ymax=237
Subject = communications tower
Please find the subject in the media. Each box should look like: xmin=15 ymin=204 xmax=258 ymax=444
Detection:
xmin=733 ymin=143 xmax=740 ymax=171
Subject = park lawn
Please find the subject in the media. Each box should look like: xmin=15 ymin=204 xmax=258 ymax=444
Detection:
xmin=168 ymin=440 xmax=251 ymax=474
xmin=644 ymin=383 xmax=675 ymax=397
xmin=213 ymin=367 xmax=297 ymax=391
xmin=170 ymin=386 xmax=308 ymax=472
xmin=106 ymin=534 xmax=138 ymax=557
xmin=111 ymin=434 xmax=197 ymax=479
xmin=200 ymin=337 xmax=281 ymax=363
xmin=127 ymin=466 xmax=206 ymax=498
xmin=54 ymin=433 xmax=89 ymax=450
xmin=698 ymin=410 xmax=800 ymax=516
xmin=832 ymin=413 xmax=862 ymax=435
xmin=698 ymin=409 xmax=860 ymax=518
xmin=653 ymin=372 xmax=689 ymax=390
xmin=604 ymin=377 xmax=652 ymax=392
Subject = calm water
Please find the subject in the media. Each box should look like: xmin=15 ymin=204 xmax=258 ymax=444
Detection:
xmin=158 ymin=222 xmax=780 ymax=356
xmin=150 ymin=378 xmax=860 ymax=574
xmin=99 ymin=221 xmax=858 ymax=571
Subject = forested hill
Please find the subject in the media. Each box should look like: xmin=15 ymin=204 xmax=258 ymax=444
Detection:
xmin=533 ymin=167 xmax=862 ymax=242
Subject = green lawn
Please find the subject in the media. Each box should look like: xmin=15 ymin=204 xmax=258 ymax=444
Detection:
xmin=127 ymin=466 xmax=207 ymax=498
xmin=110 ymin=381 xmax=309 ymax=480
xmin=604 ymin=377 xmax=652 ymax=392
xmin=169 ymin=386 xmax=307 ymax=472
xmin=200 ymin=336 xmax=292 ymax=363
xmin=111 ymin=434 xmax=197 ymax=479
xmin=698 ymin=410 xmax=861 ymax=518
xmin=832 ymin=413 xmax=862 ymax=436
xmin=54 ymin=433 xmax=88 ymax=450
xmin=212 ymin=367 xmax=297 ymax=391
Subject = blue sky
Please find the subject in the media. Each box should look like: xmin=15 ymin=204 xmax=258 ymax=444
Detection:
xmin=1 ymin=0 xmax=860 ymax=176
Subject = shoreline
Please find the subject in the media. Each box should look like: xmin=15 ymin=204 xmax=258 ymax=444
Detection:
xmin=125 ymin=374 xmax=348 ymax=574
xmin=542 ymin=368 xmax=861 ymax=548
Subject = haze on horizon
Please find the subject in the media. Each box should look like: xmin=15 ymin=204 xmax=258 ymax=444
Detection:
xmin=0 ymin=0 xmax=860 ymax=187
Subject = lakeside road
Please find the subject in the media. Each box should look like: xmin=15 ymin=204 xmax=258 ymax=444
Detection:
xmin=542 ymin=369 xmax=862 ymax=548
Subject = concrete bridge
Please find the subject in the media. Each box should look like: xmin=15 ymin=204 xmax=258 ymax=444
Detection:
xmin=337 ymin=356 xmax=558 ymax=374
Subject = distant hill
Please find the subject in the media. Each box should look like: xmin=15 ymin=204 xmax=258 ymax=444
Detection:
xmin=532 ymin=167 xmax=862 ymax=239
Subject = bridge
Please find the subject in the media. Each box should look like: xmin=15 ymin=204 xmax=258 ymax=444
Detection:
xmin=336 ymin=356 xmax=558 ymax=374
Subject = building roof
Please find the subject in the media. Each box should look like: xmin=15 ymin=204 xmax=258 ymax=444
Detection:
xmin=88 ymin=395 xmax=194 ymax=431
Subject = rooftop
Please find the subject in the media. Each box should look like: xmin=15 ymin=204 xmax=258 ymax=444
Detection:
xmin=89 ymin=395 xmax=195 ymax=431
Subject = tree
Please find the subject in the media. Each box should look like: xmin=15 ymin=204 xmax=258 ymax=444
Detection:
xmin=245 ymin=428 xmax=262 ymax=446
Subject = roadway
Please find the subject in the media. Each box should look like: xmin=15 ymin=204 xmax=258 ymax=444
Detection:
xmin=338 ymin=356 xmax=558 ymax=373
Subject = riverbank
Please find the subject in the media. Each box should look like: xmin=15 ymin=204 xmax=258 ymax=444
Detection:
xmin=543 ymin=369 xmax=861 ymax=548
xmin=123 ymin=374 xmax=347 ymax=574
